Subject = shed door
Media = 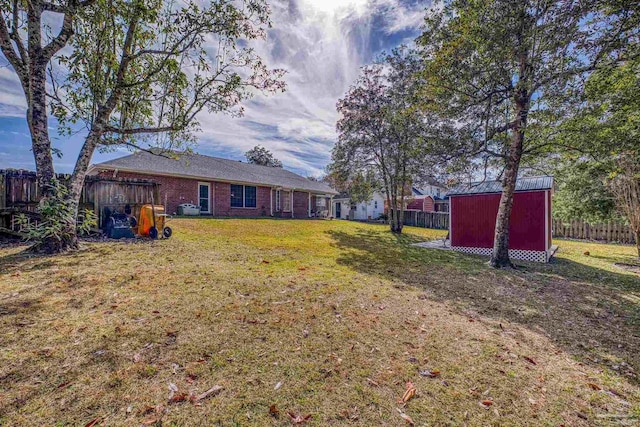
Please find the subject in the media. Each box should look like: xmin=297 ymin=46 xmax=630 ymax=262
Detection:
xmin=198 ymin=183 xmax=211 ymax=214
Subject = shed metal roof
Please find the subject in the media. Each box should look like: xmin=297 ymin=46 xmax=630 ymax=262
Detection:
xmin=447 ymin=176 xmax=553 ymax=196
xmin=90 ymin=151 xmax=337 ymax=194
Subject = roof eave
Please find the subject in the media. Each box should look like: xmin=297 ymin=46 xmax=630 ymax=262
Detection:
xmin=89 ymin=163 xmax=338 ymax=194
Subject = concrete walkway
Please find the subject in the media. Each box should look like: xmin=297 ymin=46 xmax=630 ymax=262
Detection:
xmin=412 ymin=239 xmax=452 ymax=250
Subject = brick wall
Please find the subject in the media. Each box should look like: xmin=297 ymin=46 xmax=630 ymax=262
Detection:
xmin=95 ymin=170 xmax=202 ymax=215
xmin=293 ymin=191 xmax=309 ymax=218
xmin=213 ymin=182 xmax=271 ymax=217
xmin=94 ymin=169 xmax=327 ymax=218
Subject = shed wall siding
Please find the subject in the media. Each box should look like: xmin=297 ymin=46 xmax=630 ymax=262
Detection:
xmin=450 ymin=191 xmax=547 ymax=251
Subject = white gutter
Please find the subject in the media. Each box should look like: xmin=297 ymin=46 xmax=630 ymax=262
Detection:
xmin=86 ymin=164 xmax=339 ymax=195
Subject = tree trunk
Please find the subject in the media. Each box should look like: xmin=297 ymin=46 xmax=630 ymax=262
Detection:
xmin=490 ymin=101 xmax=527 ymax=268
xmin=25 ymin=6 xmax=56 ymax=193
xmin=490 ymin=21 xmax=530 ymax=268
xmin=389 ymin=184 xmax=402 ymax=234
xmin=29 ymin=204 xmax=79 ymax=254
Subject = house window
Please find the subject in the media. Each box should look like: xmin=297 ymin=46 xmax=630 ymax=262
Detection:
xmin=275 ymin=190 xmax=281 ymax=211
xmin=374 ymin=200 xmax=378 ymax=209
xmin=230 ymin=184 xmax=244 ymax=208
xmin=316 ymin=197 xmax=325 ymax=208
xmin=230 ymin=184 xmax=257 ymax=208
xmin=283 ymin=191 xmax=291 ymax=211
xmin=245 ymin=186 xmax=257 ymax=208
xmin=198 ymin=183 xmax=210 ymax=213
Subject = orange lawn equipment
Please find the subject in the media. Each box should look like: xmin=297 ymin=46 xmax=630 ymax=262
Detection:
xmin=138 ymin=204 xmax=172 ymax=239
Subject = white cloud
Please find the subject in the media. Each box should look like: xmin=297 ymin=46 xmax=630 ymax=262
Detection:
xmin=0 ymin=67 xmax=27 ymax=116
xmin=0 ymin=0 xmax=427 ymax=175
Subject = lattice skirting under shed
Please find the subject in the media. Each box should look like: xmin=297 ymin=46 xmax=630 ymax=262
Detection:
xmin=451 ymin=246 xmax=550 ymax=263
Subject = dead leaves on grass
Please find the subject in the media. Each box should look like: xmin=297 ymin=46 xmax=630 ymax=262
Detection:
xmin=166 ymin=382 xmax=223 ymax=406
xmin=269 ymin=404 xmax=280 ymax=418
xmin=287 ymin=411 xmax=312 ymax=424
xmin=84 ymin=416 xmax=106 ymax=427
xmin=587 ymin=382 xmax=601 ymax=391
xmin=395 ymin=408 xmax=414 ymax=425
xmin=419 ymin=369 xmax=440 ymax=378
xmin=366 ymin=377 xmax=379 ymax=387
xmin=194 ymin=385 xmax=224 ymax=402
xmin=397 ymin=381 xmax=417 ymax=405
xmin=479 ymin=399 xmax=494 ymax=409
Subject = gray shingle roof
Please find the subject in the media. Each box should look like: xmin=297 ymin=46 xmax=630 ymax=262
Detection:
xmin=91 ymin=151 xmax=337 ymax=194
xmin=447 ymin=176 xmax=554 ymax=196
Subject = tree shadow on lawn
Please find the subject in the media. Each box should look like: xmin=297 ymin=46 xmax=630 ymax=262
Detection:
xmin=326 ymin=228 xmax=640 ymax=384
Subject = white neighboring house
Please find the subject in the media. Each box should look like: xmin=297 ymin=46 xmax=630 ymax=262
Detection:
xmin=352 ymin=192 xmax=385 ymax=220
xmin=331 ymin=192 xmax=384 ymax=220
xmin=331 ymin=181 xmax=448 ymax=220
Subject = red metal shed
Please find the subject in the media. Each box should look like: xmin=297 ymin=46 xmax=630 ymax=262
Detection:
xmin=448 ymin=176 xmax=555 ymax=263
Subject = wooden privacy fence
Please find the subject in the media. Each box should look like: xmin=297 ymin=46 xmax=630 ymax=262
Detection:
xmin=404 ymin=211 xmax=449 ymax=230
xmin=0 ymin=169 xmax=159 ymax=231
xmin=552 ymin=219 xmax=636 ymax=244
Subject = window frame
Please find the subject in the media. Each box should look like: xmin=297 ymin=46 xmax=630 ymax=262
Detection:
xmin=198 ymin=182 xmax=211 ymax=214
xmin=230 ymin=184 xmax=258 ymax=209
xmin=244 ymin=185 xmax=257 ymax=208
xmin=282 ymin=190 xmax=291 ymax=212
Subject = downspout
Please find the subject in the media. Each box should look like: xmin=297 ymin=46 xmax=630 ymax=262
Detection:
xmin=308 ymin=192 xmax=311 ymax=218
xmin=270 ymin=187 xmax=273 ymax=217
xmin=291 ymin=190 xmax=294 ymax=219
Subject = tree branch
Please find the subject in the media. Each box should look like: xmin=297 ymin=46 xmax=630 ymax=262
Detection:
xmin=41 ymin=11 xmax=74 ymax=60
xmin=102 ymin=124 xmax=181 ymax=135
xmin=0 ymin=6 xmax=27 ymax=82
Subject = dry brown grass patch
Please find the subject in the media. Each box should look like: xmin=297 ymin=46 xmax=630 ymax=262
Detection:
xmin=0 ymin=219 xmax=638 ymax=426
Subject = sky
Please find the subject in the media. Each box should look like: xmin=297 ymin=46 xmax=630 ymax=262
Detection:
xmin=0 ymin=0 xmax=428 ymax=177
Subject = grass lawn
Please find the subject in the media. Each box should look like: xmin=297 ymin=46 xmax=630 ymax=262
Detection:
xmin=1 ymin=218 xmax=639 ymax=426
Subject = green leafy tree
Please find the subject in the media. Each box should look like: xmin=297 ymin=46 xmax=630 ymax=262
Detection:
xmin=245 ymin=145 xmax=283 ymax=168
xmin=332 ymin=48 xmax=453 ymax=233
xmin=552 ymin=161 xmax=619 ymax=224
xmin=0 ymin=0 xmax=285 ymax=252
xmin=418 ymin=0 xmax=637 ymax=267
xmin=549 ymin=55 xmax=640 ymax=256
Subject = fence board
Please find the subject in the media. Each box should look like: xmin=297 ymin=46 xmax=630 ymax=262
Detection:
xmin=553 ymin=219 xmax=636 ymax=244
xmin=1 ymin=169 xmax=159 ymax=231
xmin=403 ymin=211 xmax=449 ymax=230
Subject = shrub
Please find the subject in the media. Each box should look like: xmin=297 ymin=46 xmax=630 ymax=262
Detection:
xmin=15 ymin=179 xmax=97 ymax=249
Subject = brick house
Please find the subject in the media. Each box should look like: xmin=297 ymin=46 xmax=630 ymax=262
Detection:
xmin=87 ymin=151 xmax=337 ymax=218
